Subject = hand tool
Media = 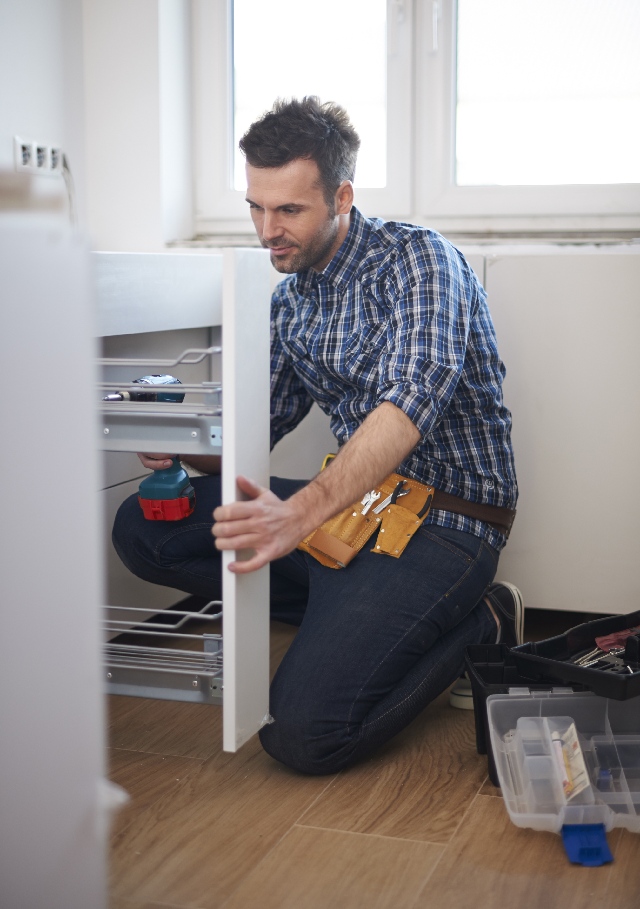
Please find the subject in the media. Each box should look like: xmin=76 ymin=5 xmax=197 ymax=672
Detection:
xmin=373 ymin=480 xmax=410 ymax=514
xmin=361 ymin=490 xmax=381 ymax=514
xmin=137 ymin=456 xmax=196 ymax=521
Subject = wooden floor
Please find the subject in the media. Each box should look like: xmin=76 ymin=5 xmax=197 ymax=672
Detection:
xmin=109 ymin=612 xmax=640 ymax=909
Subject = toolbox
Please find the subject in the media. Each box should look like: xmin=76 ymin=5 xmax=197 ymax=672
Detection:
xmin=465 ymin=611 xmax=640 ymax=863
xmin=509 ymin=609 xmax=640 ymax=700
xmin=464 ymin=643 xmax=584 ymax=786
xmin=486 ymin=689 xmax=640 ymax=836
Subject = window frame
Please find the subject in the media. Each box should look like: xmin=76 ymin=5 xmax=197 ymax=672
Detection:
xmin=192 ymin=0 xmax=414 ymax=235
xmin=414 ymin=0 xmax=640 ymax=233
xmin=192 ymin=0 xmax=640 ymax=237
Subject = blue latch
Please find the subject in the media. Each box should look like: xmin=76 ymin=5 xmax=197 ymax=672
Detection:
xmin=561 ymin=824 xmax=613 ymax=866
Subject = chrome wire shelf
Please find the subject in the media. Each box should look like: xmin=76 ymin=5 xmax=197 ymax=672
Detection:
xmin=97 ymin=345 xmax=222 ymax=368
xmin=99 ymin=346 xmax=223 ymax=454
xmin=104 ymin=601 xmax=223 ymax=705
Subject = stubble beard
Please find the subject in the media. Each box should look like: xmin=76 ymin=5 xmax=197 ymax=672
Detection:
xmin=265 ymin=212 xmax=340 ymax=274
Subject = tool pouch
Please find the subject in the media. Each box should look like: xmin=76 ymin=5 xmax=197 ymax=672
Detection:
xmin=370 ymin=504 xmax=426 ymax=558
xmin=371 ymin=486 xmax=434 ymax=558
xmin=297 ymin=504 xmax=381 ymax=569
xmin=297 ymin=468 xmax=435 ymax=569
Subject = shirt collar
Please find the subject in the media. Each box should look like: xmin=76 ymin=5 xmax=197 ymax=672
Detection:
xmin=294 ymin=207 xmax=371 ymax=295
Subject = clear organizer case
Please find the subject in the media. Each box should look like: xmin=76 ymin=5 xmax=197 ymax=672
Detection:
xmin=487 ymin=690 xmax=640 ymax=833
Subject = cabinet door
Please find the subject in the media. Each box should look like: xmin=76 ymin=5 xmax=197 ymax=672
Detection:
xmin=221 ymin=249 xmax=272 ymax=751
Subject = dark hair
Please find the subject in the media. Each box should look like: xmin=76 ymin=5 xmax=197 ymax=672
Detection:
xmin=239 ymin=96 xmax=361 ymax=205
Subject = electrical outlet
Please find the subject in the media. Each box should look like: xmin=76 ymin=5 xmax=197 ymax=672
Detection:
xmin=14 ymin=136 xmax=63 ymax=177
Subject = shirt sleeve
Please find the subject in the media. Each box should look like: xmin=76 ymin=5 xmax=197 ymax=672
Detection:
xmin=376 ymin=237 xmax=477 ymax=438
xmin=270 ymin=292 xmax=314 ymax=450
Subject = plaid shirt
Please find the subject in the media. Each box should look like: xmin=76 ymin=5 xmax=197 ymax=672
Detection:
xmin=270 ymin=207 xmax=517 ymax=551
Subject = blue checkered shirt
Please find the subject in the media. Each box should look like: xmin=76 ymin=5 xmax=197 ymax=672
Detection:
xmin=270 ymin=207 xmax=517 ymax=551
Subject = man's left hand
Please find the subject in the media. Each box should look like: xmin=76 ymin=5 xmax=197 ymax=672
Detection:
xmin=212 ymin=476 xmax=305 ymax=573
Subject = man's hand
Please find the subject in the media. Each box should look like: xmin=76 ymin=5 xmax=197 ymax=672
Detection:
xmin=138 ymin=452 xmax=175 ymax=470
xmin=212 ymin=476 xmax=307 ymax=573
xmin=137 ymin=452 xmax=221 ymax=475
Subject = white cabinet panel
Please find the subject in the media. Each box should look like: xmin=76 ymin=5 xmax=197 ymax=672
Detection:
xmin=93 ymin=251 xmax=223 ymax=335
xmin=486 ymin=252 xmax=640 ymax=614
xmin=0 ymin=225 xmax=106 ymax=908
xmin=221 ymin=248 xmax=271 ymax=751
xmin=102 ymin=451 xmax=147 ymax=490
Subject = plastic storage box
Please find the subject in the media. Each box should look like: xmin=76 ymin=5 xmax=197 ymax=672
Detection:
xmin=487 ymin=689 xmax=640 ymax=833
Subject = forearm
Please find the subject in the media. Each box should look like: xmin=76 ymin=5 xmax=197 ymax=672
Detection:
xmin=286 ymin=401 xmax=421 ymax=539
xmin=211 ymin=402 xmax=420 ymax=574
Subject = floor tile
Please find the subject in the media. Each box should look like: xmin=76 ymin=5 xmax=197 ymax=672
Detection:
xmin=222 ymin=825 xmax=444 ymax=909
xmin=301 ymin=689 xmax=485 ymax=843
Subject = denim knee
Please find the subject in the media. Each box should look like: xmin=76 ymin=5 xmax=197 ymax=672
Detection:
xmin=258 ymin=704 xmax=358 ymax=776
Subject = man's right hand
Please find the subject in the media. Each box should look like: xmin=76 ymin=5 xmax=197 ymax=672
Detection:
xmin=137 ymin=453 xmax=176 ymax=470
xmin=137 ymin=452 xmax=221 ymax=475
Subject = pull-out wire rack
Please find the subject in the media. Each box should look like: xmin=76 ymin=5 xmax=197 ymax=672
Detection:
xmin=99 ymin=346 xmax=223 ymax=456
xmin=104 ymin=601 xmax=223 ymax=704
xmin=100 ymin=345 xmax=225 ymax=705
xmin=96 ymin=246 xmax=271 ymax=751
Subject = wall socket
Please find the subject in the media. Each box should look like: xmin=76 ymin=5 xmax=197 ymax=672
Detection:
xmin=14 ymin=136 xmax=63 ymax=177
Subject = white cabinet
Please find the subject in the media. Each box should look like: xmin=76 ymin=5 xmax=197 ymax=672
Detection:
xmin=96 ymin=248 xmax=272 ymax=751
xmin=483 ymin=248 xmax=640 ymax=615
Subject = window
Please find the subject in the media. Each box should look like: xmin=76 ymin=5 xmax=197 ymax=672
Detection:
xmin=232 ymin=0 xmax=387 ymax=191
xmin=416 ymin=0 xmax=640 ymax=230
xmin=193 ymin=0 xmax=640 ymax=236
xmin=194 ymin=0 xmax=412 ymax=230
xmin=455 ymin=0 xmax=640 ymax=187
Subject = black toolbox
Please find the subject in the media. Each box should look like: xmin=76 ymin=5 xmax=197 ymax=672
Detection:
xmin=510 ymin=609 xmax=640 ymax=700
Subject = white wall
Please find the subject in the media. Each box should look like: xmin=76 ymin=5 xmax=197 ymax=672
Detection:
xmin=0 ymin=2 xmax=64 ymax=165
xmin=0 ymin=0 xmax=87 ymax=223
xmin=82 ymin=0 xmax=194 ymax=251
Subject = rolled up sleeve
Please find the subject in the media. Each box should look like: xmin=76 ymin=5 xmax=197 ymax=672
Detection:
xmin=376 ymin=241 xmax=472 ymax=438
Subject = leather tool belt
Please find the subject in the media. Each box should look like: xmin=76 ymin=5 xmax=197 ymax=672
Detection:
xmin=297 ymin=470 xmax=516 ymax=570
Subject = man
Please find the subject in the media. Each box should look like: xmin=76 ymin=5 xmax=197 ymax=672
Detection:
xmin=113 ymin=97 xmax=521 ymax=774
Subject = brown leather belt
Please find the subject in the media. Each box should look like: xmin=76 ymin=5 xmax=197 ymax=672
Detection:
xmin=430 ymin=488 xmax=516 ymax=535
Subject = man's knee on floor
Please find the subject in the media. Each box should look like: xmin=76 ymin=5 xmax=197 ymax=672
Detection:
xmin=258 ymin=706 xmax=357 ymax=776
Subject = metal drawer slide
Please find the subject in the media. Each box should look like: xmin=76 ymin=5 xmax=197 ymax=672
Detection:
xmin=104 ymin=601 xmax=223 ymax=705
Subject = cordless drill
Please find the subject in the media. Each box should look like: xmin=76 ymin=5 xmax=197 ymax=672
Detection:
xmin=104 ymin=375 xmax=196 ymax=521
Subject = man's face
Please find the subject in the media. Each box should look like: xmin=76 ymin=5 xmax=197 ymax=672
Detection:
xmin=245 ymin=158 xmax=348 ymax=274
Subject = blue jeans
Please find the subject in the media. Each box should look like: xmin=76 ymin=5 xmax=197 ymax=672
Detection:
xmin=113 ymin=475 xmax=499 ymax=775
